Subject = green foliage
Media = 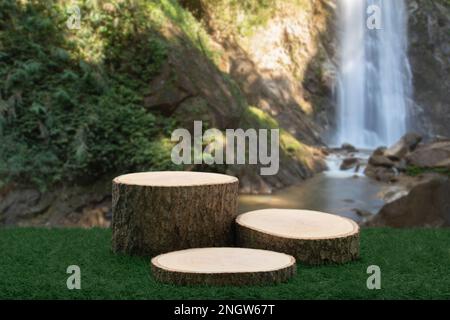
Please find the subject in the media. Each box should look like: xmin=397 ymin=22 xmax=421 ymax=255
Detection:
xmin=406 ymin=166 xmax=450 ymax=177
xmin=1 ymin=228 xmax=449 ymax=299
xmin=148 ymin=0 xmax=219 ymax=61
xmin=242 ymin=106 xmax=279 ymax=129
xmin=0 ymin=0 xmax=180 ymax=190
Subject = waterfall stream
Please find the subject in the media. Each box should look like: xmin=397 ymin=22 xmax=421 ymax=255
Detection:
xmin=335 ymin=0 xmax=413 ymax=148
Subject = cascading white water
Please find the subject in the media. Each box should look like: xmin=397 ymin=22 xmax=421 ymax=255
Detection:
xmin=335 ymin=0 xmax=413 ymax=148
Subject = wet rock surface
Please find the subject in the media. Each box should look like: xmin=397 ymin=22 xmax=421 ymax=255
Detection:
xmin=365 ymin=176 xmax=450 ymax=228
xmin=340 ymin=157 xmax=360 ymax=171
xmin=0 ymin=178 xmax=112 ymax=227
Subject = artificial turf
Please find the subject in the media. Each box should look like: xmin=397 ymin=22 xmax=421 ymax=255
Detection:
xmin=0 ymin=228 xmax=449 ymax=299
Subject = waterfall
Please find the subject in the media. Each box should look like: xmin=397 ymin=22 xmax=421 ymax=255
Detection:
xmin=335 ymin=0 xmax=413 ymax=148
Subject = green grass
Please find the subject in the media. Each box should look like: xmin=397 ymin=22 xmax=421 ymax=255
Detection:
xmin=0 ymin=228 xmax=449 ymax=299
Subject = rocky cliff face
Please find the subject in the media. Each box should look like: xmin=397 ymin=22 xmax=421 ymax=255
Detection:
xmin=176 ymin=0 xmax=338 ymax=192
xmin=408 ymin=0 xmax=450 ymax=138
xmin=143 ymin=0 xmax=341 ymax=194
xmin=200 ymin=0 xmax=338 ymax=144
xmin=143 ymin=4 xmax=331 ymax=194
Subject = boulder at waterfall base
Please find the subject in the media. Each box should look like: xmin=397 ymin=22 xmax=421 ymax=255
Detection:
xmin=364 ymin=133 xmax=425 ymax=182
xmin=364 ymin=166 xmax=397 ymax=183
xmin=366 ymin=176 xmax=450 ymax=228
xmin=385 ymin=133 xmax=422 ymax=160
xmin=340 ymin=158 xmax=360 ymax=171
xmin=341 ymin=143 xmax=358 ymax=153
xmin=369 ymin=155 xmax=396 ymax=168
xmin=407 ymin=141 xmax=450 ymax=169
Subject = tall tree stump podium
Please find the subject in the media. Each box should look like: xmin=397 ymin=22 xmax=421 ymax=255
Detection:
xmin=236 ymin=209 xmax=360 ymax=265
xmin=112 ymin=171 xmax=239 ymax=256
xmin=151 ymin=247 xmax=296 ymax=286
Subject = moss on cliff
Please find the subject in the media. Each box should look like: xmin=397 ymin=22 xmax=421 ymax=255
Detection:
xmin=241 ymin=106 xmax=317 ymax=170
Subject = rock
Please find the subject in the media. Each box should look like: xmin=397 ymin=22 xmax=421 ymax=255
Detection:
xmin=364 ymin=165 xmax=376 ymax=179
xmin=407 ymin=141 xmax=450 ymax=168
xmin=394 ymin=159 xmax=408 ymax=172
xmin=0 ymin=188 xmax=45 ymax=223
xmin=436 ymin=158 xmax=450 ymax=169
xmin=408 ymin=0 xmax=450 ymax=139
xmin=341 ymin=143 xmax=358 ymax=153
xmin=401 ymin=132 xmax=423 ymax=150
xmin=366 ymin=177 xmax=450 ymax=227
xmin=352 ymin=208 xmax=373 ymax=218
xmin=368 ymin=155 xmax=396 ymax=168
xmin=381 ymin=188 xmax=409 ymax=204
xmin=364 ymin=166 xmax=397 ymax=183
xmin=377 ymin=168 xmax=398 ymax=183
xmin=320 ymin=147 xmax=330 ymax=156
xmin=431 ymin=135 xmax=450 ymax=143
xmin=0 ymin=178 xmax=112 ymax=227
xmin=144 ymin=38 xmax=243 ymax=127
xmin=144 ymin=64 xmax=192 ymax=116
xmin=385 ymin=133 xmax=422 ymax=160
xmin=340 ymin=157 xmax=359 ymax=171
xmin=373 ymin=146 xmax=387 ymax=156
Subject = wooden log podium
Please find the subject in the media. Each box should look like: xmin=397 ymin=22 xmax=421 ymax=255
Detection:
xmin=236 ymin=209 xmax=360 ymax=265
xmin=151 ymin=247 xmax=296 ymax=286
xmin=112 ymin=171 xmax=239 ymax=256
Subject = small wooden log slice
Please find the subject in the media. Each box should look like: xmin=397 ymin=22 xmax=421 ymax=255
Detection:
xmin=112 ymin=171 xmax=239 ymax=256
xmin=236 ymin=209 xmax=360 ymax=265
xmin=151 ymin=247 xmax=296 ymax=286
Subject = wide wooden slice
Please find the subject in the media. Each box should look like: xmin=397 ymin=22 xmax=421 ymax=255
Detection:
xmin=236 ymin=209 xmax=360 ymax=265
xmin=112 ymin=171 xmax=239 ymax=256
xmin=151 ymin=247 xmax=296 ymax=286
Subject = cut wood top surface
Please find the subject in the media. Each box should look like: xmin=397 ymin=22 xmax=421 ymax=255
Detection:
xmin=114 ymin=171 xmax=238 ymax=187
xmin=237 ymin=209 xmax=359 ymax=240
xmin=151 ymin=248 xmax=295 ymax=274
